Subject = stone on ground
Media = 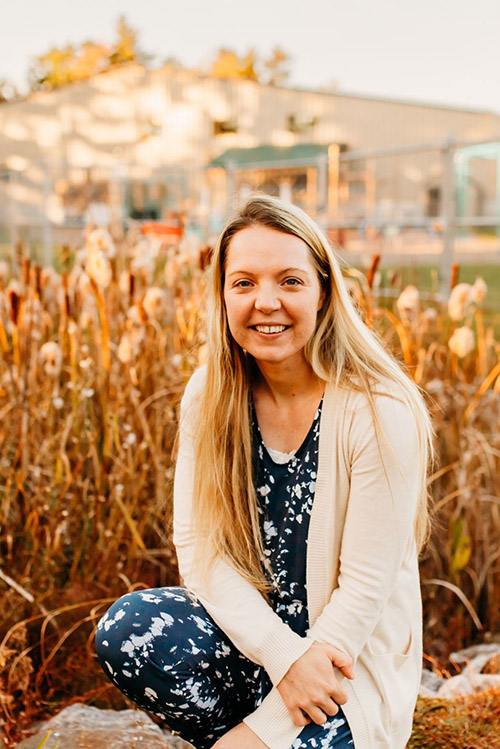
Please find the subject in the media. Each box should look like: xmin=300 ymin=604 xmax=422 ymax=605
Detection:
xmin=15 ymin=704 xmax=194 ymax=748
xmin=419 ymin=642 xmax=500 ymax=699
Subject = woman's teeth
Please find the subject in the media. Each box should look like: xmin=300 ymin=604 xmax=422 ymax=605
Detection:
xmin=254 ymin=325 xmax=287 ymax=334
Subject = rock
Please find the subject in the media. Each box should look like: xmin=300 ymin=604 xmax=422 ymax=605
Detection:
xmin=419 ymin=643 xmax=500 ymax=699
xmin=449 ymin=642 xmax=500 ymax=668
xmin=419 ymin=668 xmax=444 ymax=696
xmin=15 ymin=704 xmax=194 ymax=748
xmin=436 ymin=672 xmax=500 ymax=698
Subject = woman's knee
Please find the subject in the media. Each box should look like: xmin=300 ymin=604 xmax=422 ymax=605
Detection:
xmin=94 ymin=586 xmax=207 ymax=671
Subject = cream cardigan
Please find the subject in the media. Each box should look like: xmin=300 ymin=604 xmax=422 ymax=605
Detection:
xmin=173 ymin=366 xmax=423 ymax=749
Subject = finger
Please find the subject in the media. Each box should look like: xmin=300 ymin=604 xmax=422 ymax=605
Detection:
xmin=318 ymin=697 xmax=340 ymax=717
xmin=291 ymin=708 xmax=310 ymax=727
xmin=328 ymin=646 xmax=354 ymax=674
xmin=331 ymin=685 xmax=348 ymax=705
xmin=333 ymin=658 xmax=355 ymax=680
xmin=305 ymin=705 xmax=329 ymax=726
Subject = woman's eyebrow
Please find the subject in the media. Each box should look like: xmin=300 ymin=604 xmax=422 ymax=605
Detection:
xmin=226 ymin=266 xmax=311 ymax=278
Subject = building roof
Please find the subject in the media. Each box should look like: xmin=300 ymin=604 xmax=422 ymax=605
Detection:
xmin=209 ymin=142 xmax=334 ymax=169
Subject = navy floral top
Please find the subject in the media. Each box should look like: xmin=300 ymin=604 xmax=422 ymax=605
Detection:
xmin=250 ymin=394 xmax=323 ymax=637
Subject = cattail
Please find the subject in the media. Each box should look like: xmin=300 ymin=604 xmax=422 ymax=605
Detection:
xmin=470 ymin=277 xmax=487 ymax=303
xmin=448 ymin=326 xmax=475 ymax=358
xmin=129 ymin=272 xmax=135 ymax=304
xmin=61 ymin=245 xmax=70 ymax=269
xmin=61 ymin=272 xmax=71 ymax=317
xmin=143 ymin=287 xmax=168 ymax=321
xmin=135 ymin=299 xmax=148 ymax=324
xmin=15 ymin=240 xmax=23 ymax=269
xmin=387 ymin=269 xmax=399 ymax=288
xmin=9 ymin=290 xmax=20 ymax=326
xmin=396 ymin=285 xmax=420 ymax=327
xmin=22 ymin=258 xmax=30 ymax=287
xmin=30 ymin=264 xmax=42 ymax=300
xmin=450 ymin=262 xmax=459 ymax=290
xmin=366 ymin=254 xmax=381 ymax=290
xmin=9 ymin=290 xmax=21 ymax=369
xmin=39 ymin=341 xmax=63 ymax=378
xmin=448 ymin=283 xmax=472 ymax=322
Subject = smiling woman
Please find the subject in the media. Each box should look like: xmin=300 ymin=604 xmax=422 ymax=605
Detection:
xmin=95 ymin=194 xmax=435 ymax=749
xmin=224 ymin=227 xmax=324 ymax=364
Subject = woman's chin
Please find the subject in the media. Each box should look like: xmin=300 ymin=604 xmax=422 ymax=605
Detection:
xmin=247 ymin=349 xmax=304 ymax=368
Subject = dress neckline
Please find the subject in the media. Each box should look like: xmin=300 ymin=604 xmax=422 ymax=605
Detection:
xmin=250 ymin=393 xmax=324 ymax=465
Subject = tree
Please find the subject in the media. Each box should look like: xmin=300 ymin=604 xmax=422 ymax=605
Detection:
xmin=109 ymin=16 xmax=138 ymax=66
xmin=0 ymin=78 xmax=19 ymax=103
xmin=209 ymin=46 xmax=291 ymax=85
xmin=210 ymin=48 xmax=258 ymax=80
xmin=263 ymin=46 xmax=291 ymax=86
xmin=28 ymin=45 xmax=76 ymax=91
xmin=71 ymin=42 xmax=111 ymax=82
xmin=27 ymin=16 xmax=148 ymax=92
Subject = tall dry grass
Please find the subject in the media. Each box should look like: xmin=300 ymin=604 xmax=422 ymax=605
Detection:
xmin=0 ymin=239 xmax=498 ymax=744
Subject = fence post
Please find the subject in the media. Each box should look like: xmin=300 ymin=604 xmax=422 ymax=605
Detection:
xmin=440 ymin=137 xmax=456 ymax=298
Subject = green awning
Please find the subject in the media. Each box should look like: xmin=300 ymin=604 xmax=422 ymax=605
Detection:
xmin=209 ymin=143 xmax=332 ymax=170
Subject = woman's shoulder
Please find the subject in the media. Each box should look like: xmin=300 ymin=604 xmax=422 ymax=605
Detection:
xmin=182 ymin=365 xmax=208 ymax=404
xmin=340 ymin=376 xmax=407 ymax=412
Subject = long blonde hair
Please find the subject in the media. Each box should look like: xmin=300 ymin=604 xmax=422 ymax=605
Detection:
xmin=188 ymin=193 xmax=435 ymax=598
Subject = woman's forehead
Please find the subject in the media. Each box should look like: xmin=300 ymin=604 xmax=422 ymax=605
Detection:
xmin=224 ymin=226 xmax=315 ymax=271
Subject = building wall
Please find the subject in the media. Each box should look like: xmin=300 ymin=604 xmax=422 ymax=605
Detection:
xmin=0 ymin=62 xmax=499 ymax=234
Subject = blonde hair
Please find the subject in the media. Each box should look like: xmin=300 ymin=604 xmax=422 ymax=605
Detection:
xmin=188 ymin=193 xmax=435 ymax=598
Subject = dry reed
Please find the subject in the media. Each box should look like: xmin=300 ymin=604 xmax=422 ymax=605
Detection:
xmin=0 ymin=235 xmax=498 ymax=745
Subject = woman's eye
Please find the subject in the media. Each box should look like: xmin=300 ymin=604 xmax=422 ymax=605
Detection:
xmin=235 ymin=280 xmax=252 ymax=288
xmin=283 ymin=278 xmax=301 ymax=286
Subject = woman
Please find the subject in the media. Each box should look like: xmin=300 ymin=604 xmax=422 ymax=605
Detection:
xmin=96 ymin=195 xmax=434 ymax=749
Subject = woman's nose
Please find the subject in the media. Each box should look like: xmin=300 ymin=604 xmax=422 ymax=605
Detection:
xmin=254 ymin=286 xmax=281 ymax=313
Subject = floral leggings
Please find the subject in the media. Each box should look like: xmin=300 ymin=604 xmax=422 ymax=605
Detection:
xmin=95 ymin=587 xmax=354 ymax=749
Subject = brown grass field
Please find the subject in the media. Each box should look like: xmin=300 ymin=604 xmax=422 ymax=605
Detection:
xmin=0 ymin=233 xmax=499 ymax=746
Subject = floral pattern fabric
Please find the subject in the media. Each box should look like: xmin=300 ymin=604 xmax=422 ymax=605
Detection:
xmin=251 ymin=394 xmax=323 ymax=636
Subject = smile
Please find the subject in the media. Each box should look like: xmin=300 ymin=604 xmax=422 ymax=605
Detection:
xmin=251 ymin=325 xmax=291 ymax=335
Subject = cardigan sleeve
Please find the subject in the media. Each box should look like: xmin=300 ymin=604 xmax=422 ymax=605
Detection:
xmin=172 ymin=368 xmax=314 ymax=693
xmin=306 ymin=392 xmax=420 ymax=661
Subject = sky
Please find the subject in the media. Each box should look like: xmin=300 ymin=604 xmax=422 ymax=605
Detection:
xmin=1 ymin=0 xmax=499 ymax=113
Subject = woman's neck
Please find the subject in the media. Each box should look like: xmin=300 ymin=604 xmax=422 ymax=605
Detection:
xmin=252 ymin=358 xmax=325 ymax=406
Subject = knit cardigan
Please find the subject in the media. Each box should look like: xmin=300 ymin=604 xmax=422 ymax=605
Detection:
xmin=173 ymin=366 xmax=423 ymax=749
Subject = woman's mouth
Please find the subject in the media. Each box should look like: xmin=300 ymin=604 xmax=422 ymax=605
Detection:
xmin=250 ymin=324 xmax=291 ymax=335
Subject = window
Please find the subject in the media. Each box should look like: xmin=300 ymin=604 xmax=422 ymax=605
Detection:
xmin=213 ymin=119 xmax=238 ymax=135
xmin=287 ymin=114 xmax=318 ymax=134
xmin=427 ymin=186 xmax=441 ymax=217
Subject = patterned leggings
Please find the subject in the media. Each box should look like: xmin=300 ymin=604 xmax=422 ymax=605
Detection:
xmin=95 ymin=587 xmax=354 ymax=749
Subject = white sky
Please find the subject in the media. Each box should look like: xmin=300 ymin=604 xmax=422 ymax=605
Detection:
xmin=1 ymin=0 xmax=499 ymax=113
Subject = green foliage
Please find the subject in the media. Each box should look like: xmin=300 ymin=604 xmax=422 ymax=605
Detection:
xmin=27 ymin=16 xmax=147 ymax=92
xmin=209 ymin=46 xmax=291 ymax=84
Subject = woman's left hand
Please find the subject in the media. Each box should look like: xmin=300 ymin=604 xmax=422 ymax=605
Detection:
xmin=211 ymin=721 xmax=269 ymax=748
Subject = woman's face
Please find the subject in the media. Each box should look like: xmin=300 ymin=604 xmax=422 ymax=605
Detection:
xmin=223 ymin=225 xmax=325 ymax=369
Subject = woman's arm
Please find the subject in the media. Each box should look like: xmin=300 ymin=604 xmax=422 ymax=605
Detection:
xmin=242 ymin=393 xmax=421 ymax=746
xmin=306 ymin=394 xmax=420 ymax=659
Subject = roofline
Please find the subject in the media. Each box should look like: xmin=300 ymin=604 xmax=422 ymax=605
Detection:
xmin=214 ymin=75 xmax=495 ymax=116
xmin=292 ymin=86 xmax=496 ymax=116
xmin=158 ymin=66 xmax=497 ymax=116
xmin=1 ymin=61 xmax=497 ymax=117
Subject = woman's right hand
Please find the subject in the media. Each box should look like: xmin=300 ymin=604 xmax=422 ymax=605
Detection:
xmin=276 ymin=641 xmax=355 ymax=727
